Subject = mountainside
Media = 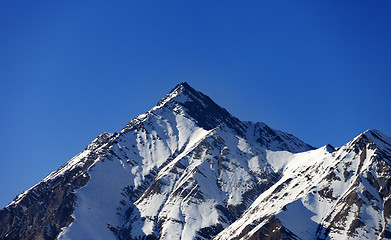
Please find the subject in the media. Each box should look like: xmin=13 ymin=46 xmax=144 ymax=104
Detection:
xmin=1 ymin=82 xmax=390 ymax=240
xmin=213 ymin=129 xmax=391 ymax=240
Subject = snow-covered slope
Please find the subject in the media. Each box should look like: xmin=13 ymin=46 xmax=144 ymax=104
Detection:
xmin=55 ymin=82 xmax=312 ymax=240
xmin=0 ymin=82 xmax=313 ymax=240
xmin=1 ymin=82 xmax=388 ymax=240
xmin=213 ymin=129 xmax=391 ymax=240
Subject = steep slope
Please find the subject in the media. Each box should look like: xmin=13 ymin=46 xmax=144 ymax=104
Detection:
xmin=117 ymin=121 xmax=311 ymax=240
xmin=0 ymin=82 xmax=313 ymax=240
xmin=0 ymin=132 xmax=116 ymax=240
xmin=213 ymin=129 xmax=391 ymax=240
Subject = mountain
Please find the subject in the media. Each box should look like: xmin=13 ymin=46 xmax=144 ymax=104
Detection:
xmin=0 ymin=82 xmax=390 ymax=240
xmin=213 ymin=129 xmax=391 ymax=240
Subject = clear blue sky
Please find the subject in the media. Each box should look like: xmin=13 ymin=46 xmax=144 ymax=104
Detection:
xmin=0 ymin=0 xmax=390 ymax=207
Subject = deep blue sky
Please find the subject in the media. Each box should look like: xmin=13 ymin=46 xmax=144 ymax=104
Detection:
xmin=0 ymin=0 xmax=390 ymax=207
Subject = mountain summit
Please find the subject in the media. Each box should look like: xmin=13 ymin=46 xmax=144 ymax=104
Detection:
xmin=123 ymin=82 xmax=245 ymax=136
xmin=1 ymin=83 xmax=390 ymax=240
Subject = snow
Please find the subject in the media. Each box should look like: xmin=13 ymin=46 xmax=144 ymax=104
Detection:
xmin=175 ymin=113 xmax=208 ymax=153
xmin=123 ymin=113 xmax=313 ymax=240
xmin=181 ymin=200 xmax=220 ymax=240
xmin=276 ymin=199 xmax=319 ymax=239
xmin=364 ymin=129 xmax=391 ymax=150
xmin=8 ymin=133 xmax=112 ymax=208
xmin=57 ymin=89 xmax=221 ymax=239
xmin=214 ymin=130 xmax=391 ymax=240
xmin=266 ymin=149 xmax=295 ymax=172
xmin=6 ymin=82 xmax=391 ymax=240
xmin=58 ymin=157 xmax=132 ymax=240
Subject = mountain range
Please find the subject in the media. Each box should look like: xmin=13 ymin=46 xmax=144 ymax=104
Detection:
xmin=1 ymin=82 xmax=390 ymax=240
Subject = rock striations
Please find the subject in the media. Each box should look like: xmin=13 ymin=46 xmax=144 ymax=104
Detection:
xmin=0 ymin=82 xmax=390 ymax=240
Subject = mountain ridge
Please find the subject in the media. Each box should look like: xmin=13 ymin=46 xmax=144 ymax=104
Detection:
xmin=214 ymin=127 xmax=391 ymax=240
xmin=0 ymin=82 xmax=389 ymax=240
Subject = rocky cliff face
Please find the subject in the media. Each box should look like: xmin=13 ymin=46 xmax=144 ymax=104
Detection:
xmin=1 ymin=82 xmax=389 ymax=240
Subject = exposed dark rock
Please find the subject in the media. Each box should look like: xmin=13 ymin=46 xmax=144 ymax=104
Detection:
xmin=197 ymin=223 xmax=224 ymax=239
xmin=326 ymin=144 xmax=336 ymax=153
xmin=318 ymin=186 xmax=335 ymax=200
xmin=234 ymin=216 xmax=300 ymax=240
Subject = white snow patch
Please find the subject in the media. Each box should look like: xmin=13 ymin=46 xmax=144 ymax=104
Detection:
xmin=58 ymin=158 xmax=132 ymax=240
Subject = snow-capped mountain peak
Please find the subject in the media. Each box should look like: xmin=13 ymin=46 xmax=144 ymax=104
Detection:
xmin=1 ymin=83 xmax=389 ymax=240
xmin=123 ymin=82 xmax=245 ymax=137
